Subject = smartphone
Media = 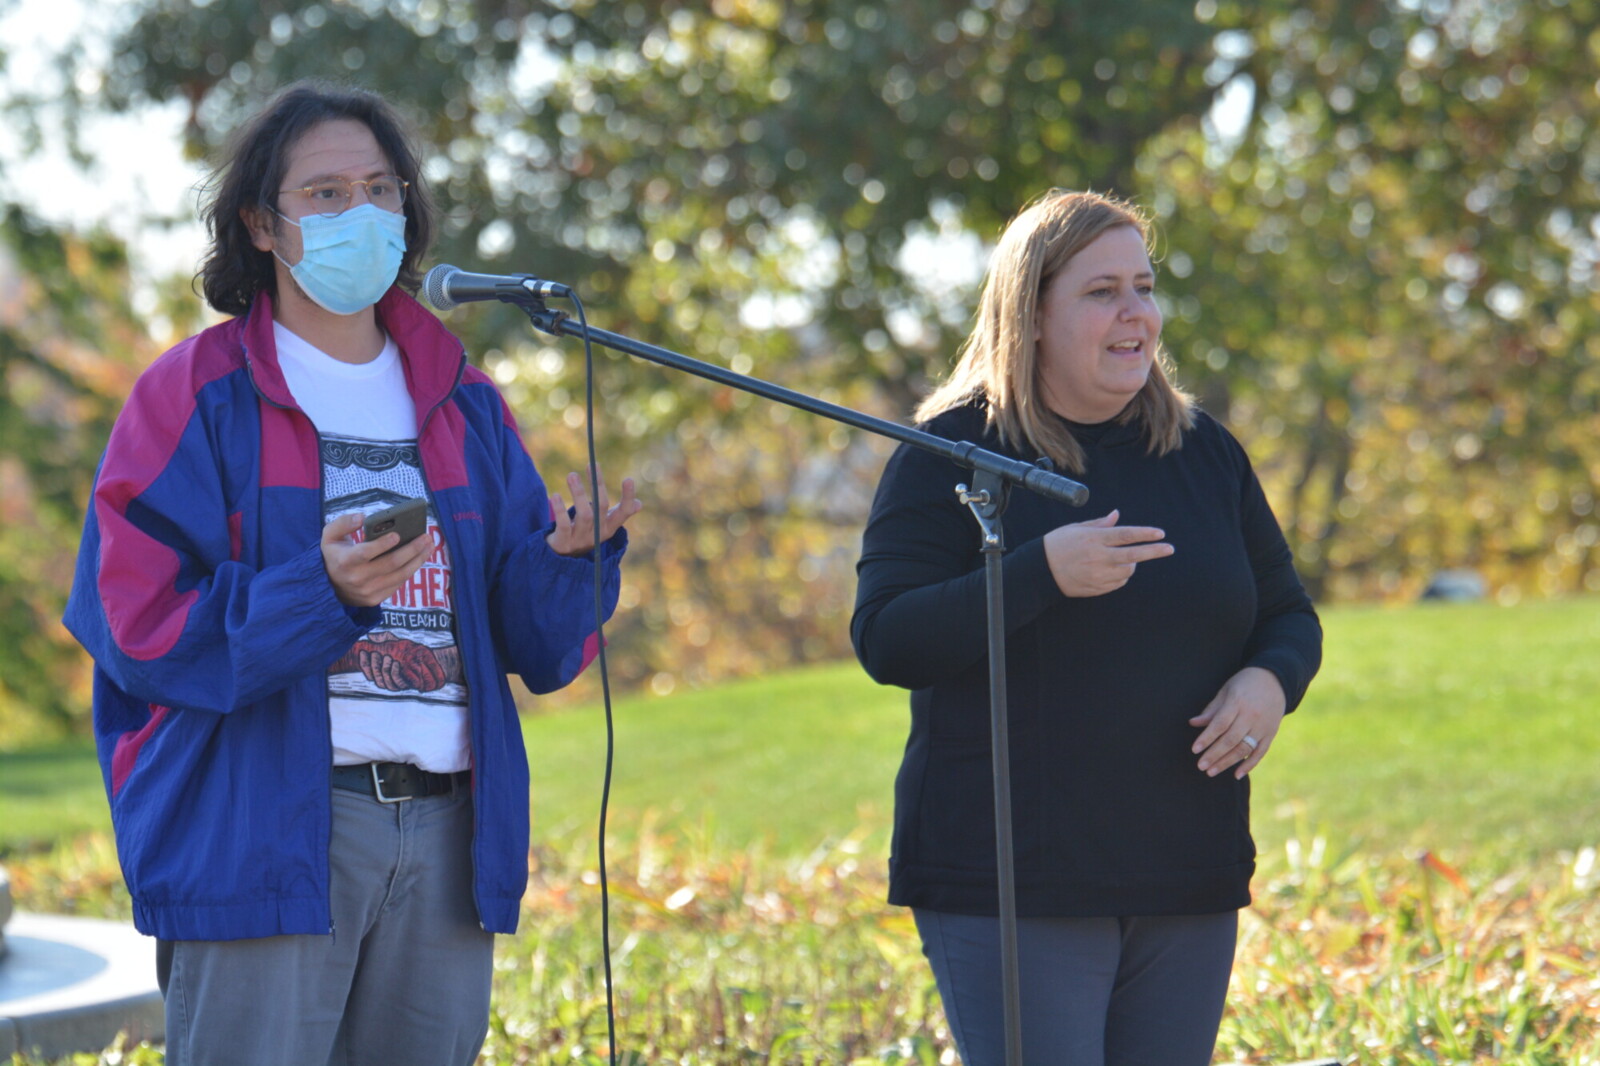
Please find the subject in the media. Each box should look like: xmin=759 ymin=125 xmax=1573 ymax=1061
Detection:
xmin=362 ymin=497 xmax=428 ymax=556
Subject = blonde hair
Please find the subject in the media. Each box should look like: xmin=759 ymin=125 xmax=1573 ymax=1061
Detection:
xmin=917 ymin=189 xmax=1193 ymax=475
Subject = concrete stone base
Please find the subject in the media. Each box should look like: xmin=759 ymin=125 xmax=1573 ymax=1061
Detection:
xmin=0 ymin=865 xmax=12 ymax=960
xmin=0 ymin=912 xmax=163 ymax=1059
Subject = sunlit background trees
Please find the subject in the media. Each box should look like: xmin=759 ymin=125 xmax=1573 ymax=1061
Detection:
xmin=3 ymin=0 xmax=1598 ymax=737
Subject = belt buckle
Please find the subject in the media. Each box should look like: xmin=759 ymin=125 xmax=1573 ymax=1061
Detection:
xmin=370 ymin=763 xmax=413 ymax=804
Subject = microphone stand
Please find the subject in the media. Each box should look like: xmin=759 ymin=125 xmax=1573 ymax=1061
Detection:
xmin=958 ymin=468 xmax=1024 ymax=1064
xmin=508 ymin=294 xmax=1089 ymax=1066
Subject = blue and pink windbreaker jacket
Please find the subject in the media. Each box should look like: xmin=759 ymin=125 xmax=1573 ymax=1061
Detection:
xmin=63 ymin=287 xmax=625 ymax=940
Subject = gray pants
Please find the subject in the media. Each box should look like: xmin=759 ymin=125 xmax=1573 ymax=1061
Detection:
xmin=157 ymin=786 xmax=494 ymax=1066
xmin=914 ymin=909 xmax=1238 ymax=1066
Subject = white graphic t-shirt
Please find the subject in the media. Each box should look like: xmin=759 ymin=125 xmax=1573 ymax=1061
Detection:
xmin=275 ymin=322 xmax=470 ymax=773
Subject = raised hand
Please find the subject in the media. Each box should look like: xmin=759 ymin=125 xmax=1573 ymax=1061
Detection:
xmin=1041 ymin=509 xmax=1173 ymax=597
xmin=547 ymin=467 xmax=642 ymax=557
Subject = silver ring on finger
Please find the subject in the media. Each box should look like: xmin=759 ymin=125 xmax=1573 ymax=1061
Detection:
xmin=1242 ymin=734 xmax=1259 ymax=750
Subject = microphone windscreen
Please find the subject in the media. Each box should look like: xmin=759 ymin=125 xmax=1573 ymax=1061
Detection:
xmin=422 ymin=264 xmax=459 ymax=311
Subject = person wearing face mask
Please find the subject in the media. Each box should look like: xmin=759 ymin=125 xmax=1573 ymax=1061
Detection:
xmin=63 ymin=81 xmax=641 ymax=1066
xmin=851 ymin=189 xmax=1322 ymax=1065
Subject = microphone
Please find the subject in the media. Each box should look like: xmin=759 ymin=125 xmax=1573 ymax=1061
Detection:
xmin=422 ymin=264 xmax=572 ymax=311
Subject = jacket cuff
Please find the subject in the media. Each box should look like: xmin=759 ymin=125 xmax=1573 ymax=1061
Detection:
xmin=290 ymin=544 xmax=381 ymax=640
xmin=542 ymin=525 xmax=629 ymax=567
xmin=1244 ymin=649 xmax=1312 ymax=714
xmin=1006 ymin=536 xmax=1068 ymax=615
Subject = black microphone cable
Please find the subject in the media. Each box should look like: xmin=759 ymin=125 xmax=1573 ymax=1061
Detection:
xmin=569 ymin=291 xmax=622 ymax=1066
xmin=432 ymin=271 xmax=620 ymax=1060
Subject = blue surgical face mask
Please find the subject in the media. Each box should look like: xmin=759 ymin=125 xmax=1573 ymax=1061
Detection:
xmin=272 ymin=203 xmax=407 ymax=316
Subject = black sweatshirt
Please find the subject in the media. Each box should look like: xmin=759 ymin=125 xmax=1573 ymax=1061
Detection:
xmin=852 ymin=399 xmax=1322 ymax=917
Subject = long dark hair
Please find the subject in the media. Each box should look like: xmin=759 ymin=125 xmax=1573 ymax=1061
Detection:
xmin=197 ymin=81 xmax=436 ymax=316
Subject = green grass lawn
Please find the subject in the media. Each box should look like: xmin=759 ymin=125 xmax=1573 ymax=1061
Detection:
xmin=0 ymin=741 xmax=109 ymax=855
xmin=523 ymin=659 xmax=905 ymax=857
xmin=526 ymin=595 xmax=1600 ymax=869
xmin=1254 ymin=596 xmax=1600 ymax=866
xmin=6 ymin=597 xmax=1600 ymax=1065
xmin=5 ymin=596 xmax=1600 ymax=869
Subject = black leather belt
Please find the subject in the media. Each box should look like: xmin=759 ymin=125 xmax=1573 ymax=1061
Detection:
xmin=332 ymin=762 xmax=470 ymax=803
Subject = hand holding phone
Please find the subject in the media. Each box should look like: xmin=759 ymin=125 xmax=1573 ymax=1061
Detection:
xmin=363 ymin=498 xmax=428 ymax=557
xmin=322 ymin=505 xmax=432 ymax=608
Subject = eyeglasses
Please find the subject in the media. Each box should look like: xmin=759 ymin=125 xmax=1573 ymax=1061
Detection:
xmin=277 ymin=175 xmax=409 ymax=218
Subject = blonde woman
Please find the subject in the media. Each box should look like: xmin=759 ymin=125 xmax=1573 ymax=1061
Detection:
xmin=852 ymin=189 xmax=1321 ymax=1065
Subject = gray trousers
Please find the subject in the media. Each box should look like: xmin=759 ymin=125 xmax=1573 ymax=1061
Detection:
xmin=914 ymin=908 xmax=1238 ymax=1066
xmin=157 ymin=786 xmax=494 ymax=1066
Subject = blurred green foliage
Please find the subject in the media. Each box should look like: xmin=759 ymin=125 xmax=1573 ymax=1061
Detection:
xmin=3 ymin=0 xmax=1599 ymax=734
xmin=0 ymin=208 xmax=165 ymax=735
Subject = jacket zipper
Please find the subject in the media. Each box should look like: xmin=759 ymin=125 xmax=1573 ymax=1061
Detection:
xmin=244 ymin=333 xmax=344 ymax=937
xmin=416 ymin=348 xmax=485 ymax=930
